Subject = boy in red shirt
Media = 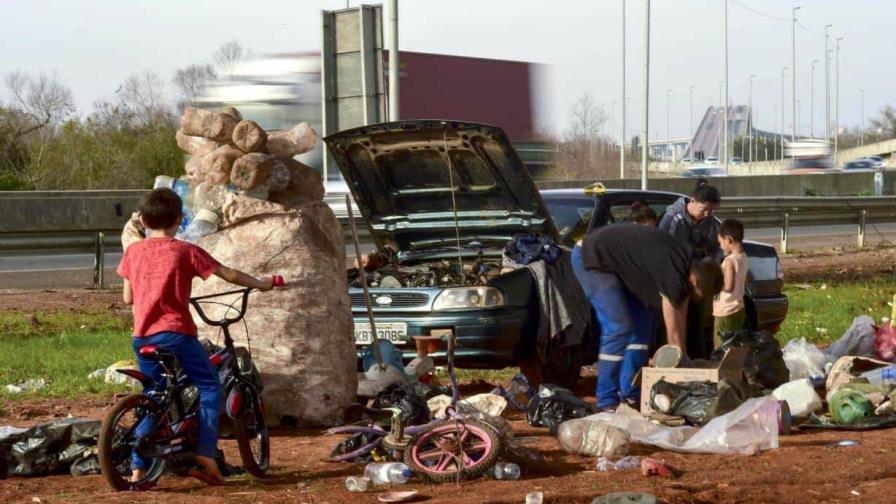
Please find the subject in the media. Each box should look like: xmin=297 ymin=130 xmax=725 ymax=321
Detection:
xmin=117 ymin=188 xmax=275 ymax=485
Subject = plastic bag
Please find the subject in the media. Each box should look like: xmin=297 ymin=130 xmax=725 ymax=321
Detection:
xmin=782 ymin=337 xmax=829 ymax=382
xmin=2 ymin=418 xmax=100 ymax=477
xmin=596 ymin=456 xmax=641 ymax=472
xmin=771 ymin=379 xmax=823 ymax=417
xmin=824 ymin=316 xmax=877 ymax=361
xmin=371 ymin=383 xmax=431 ymax=427
xmin=649 ymin=379 xmax=749 ymax=426
xmin=556 ymin=417 xmax=629 ymax=457
xmin=875 ymin=324 xmax=896 ymax=361
xmin=581 ymin=397 xmax=780 ymax=455
xmin=526 ymin=384 xmax=597 ymax=434
xmin=713 ymin=330 xmax=789 ymax=391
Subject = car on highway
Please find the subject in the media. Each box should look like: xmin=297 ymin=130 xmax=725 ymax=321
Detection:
xmin=705 ymin=156 xmax=719 ymax=164
xmin=542 ymin=187 xmax=789 ymax=335
xmin=785 ymin=157 xmax=837 ymax=175
xmin=868 ymin=156 xmax=886 ymax=170
xmin=326 ymin=120 xmax=584 ymax=386
xmin=680 ymin=166 xmax=727 ymax=178
xmin=843 ymin=159 xmax=877 ymax=172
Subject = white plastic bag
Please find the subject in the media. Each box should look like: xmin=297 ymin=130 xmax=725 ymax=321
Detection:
xmin=583 ymin=397 xmax=780 ymax=455
xmin=556 ymin=417 xmax=630 ymax=457
xmin=782 ymin=338 xmax=828 ymax=382
xmin=772 ymin=379 xmax=823 ymax=417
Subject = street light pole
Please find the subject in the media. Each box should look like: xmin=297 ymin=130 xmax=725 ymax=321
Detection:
xmin=620 ymin=0 xmax=626 ymax=178
xmin=666 ymin=88 xmax=672 ymax=163
xmin=860 ymin=89 xmax=865 ymax=147
xmin=781 ymin=67 xmax=787 ymax=158
xmin=835 ymin=37 xmax=843 ymax=167
xmin=824 ymin=24 xmax=832 ymax=143
xmin=723 ymin=0 xmax=729 ymax=170
xmin=749 ymin=74 xmax=755 ymax=163
xmin=792 ymin=6 xmax=801 ymax=142
xmin=810 ymin=60 xmax=818 ymax=138
xmin=641 ymin=0 xmax=650 ymax=190
xmin=388 ymin=0 xmax=399 ymax=121
xmin=718 ymin=80 xmax=723 ymax=160
xmin=689 ymin=85 xmax=694 ymax=163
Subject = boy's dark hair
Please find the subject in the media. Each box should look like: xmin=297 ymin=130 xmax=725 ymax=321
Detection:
xmin=692 ymin=178 xmax=721 ymax=204
xmin=719 ymin=218 xmax=745 ymax=243
xmin=689 ymin=257 xmax=723 ymax=300
xmin=629 ymin=201 xmax=658 ymax=225
xmin=138 ymin=188 xmax=183 ymax=230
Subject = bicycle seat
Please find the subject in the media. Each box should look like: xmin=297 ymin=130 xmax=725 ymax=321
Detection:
xmin=139 ymin=345 xmax=178 ymax=365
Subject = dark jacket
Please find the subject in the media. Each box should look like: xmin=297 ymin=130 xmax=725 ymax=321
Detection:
xmin=658 ymin=196 xmax=722 ymax=261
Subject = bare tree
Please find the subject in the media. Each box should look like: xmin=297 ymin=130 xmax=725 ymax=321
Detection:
xmin=117 ymin=71 xmax=172 ymax=127
xmin=213 ymin=40 xmax=244 ymax=79
xmin=553 ymin=93 xmax=615 ymax=180
xmin=4 ymin=71 xmax=75 ymax=139
xmin=172 ymin=64 xmax=216 ymax=110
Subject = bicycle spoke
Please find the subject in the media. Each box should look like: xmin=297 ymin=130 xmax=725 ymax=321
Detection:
xmin=416 ymin=448 xmax=444 ymax=461
xmin=435 ymin=453 xmax=455 ymax=472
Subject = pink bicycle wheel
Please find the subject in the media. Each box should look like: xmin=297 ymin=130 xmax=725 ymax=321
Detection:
xmin=404 ymin=419 xmax=500 ymax=483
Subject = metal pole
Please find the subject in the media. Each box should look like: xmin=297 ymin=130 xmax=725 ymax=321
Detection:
xmin=718 ymin=80 xmax=723 ymax=160
xmin=781 ymin=67 xmax=786 ymax=158
xmin=388 ymin=0 xmax=399 ymax=121
xmin=689 ymin=85 xmax=694 ymax=163
xmin=835 ymin=37 xmax=843 ymax=167
xmin=641 ymin=0 xmax=650 ymax=190
xmin=749 ymin=74 xmax=754 ymax=162
xmin=723 ymin=0 xmax=729 ymax=170
xmin=860 ymin=89 xmax=865 ymax=147
xmin=93 ymin=232 xmax=105 ymax=289
xmin=773 ymin=103 xmax=778 ymax=159
xmin=620 ymin=0 xmax=626 ymax=178
xmin=811 ymin=60 xmax=818 ymax=138
xmin=825 ymin=25 xmax=832 ymax=143
xmin=781 ymin=212 xmax=789 ymax=255
xmin=346 ymin=194 xmax=383 ymax=369
xmin=792 ymin=7 xmax=801 ymax=142
xmin=858 ymin=209 xmax=867 ymax=249
xmin=666 ymin=88 xmax=671 ymax=163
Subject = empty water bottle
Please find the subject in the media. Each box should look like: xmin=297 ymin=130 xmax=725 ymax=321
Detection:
xmin=861 ymin=365 xmax=896 ymax=385
xmin=488 ymin=462 xmax=520 ymax=480
xmin=177 ymin=209 xmax=219 ymax=243
xmin=153 ymin=175 xmax=194 ymax=231
xmin=363 ymin=462 xmax=411 ymax=486
xmin=345 ymin=476 xmax=371 ymax=492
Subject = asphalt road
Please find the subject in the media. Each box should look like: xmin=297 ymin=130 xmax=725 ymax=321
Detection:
xmin=3 ymin=224 xmax=896 ymax=290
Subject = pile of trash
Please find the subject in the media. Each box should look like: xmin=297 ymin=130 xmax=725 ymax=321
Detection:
xmin=0 ymin=418 xmax=101 ymax=478
xmin=121 ymin=106 xmax=356 ymax=427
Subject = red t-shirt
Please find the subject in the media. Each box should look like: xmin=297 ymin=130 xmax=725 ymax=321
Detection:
xmin=117 ymin=237 xmax=219 ymax=337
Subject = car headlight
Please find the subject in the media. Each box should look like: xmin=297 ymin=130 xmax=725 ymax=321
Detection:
xmin=432 ymin=287 xmax=505 ymax=311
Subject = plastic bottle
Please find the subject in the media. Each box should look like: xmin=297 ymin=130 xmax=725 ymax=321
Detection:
xmin=193 ymin=181 xmax=227 ymax=213
xmin=363 ymin=462 xmax=411 ymax=486
xmin=488 ymin=462 xmax=520 ymax=480
xmin=177 ymin=209 xmax=219 ymax=243
xmin=596 ymin=456 xmax=642 ymax=472
xmin=153 ymin=175 xmax=194 ymax=231
xmin=771 ymin=379 xmax=823 ymax=417
xmin=525 ymin=491 xmax=544 ymax=504
xmin=861 ymin=365 xmax=896 ymax=385
xmin=556 ymin=418 xmax=629 ymax=457
xmin=345 ymin=476 xmax=371 ymax=492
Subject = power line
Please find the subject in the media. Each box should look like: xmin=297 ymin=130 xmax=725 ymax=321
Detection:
xmin=729 ymin=0 xmax=789 ymax=22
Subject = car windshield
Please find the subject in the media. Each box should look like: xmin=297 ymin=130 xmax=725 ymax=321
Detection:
xmin=543 ymin=197 xmax=595 ymax=245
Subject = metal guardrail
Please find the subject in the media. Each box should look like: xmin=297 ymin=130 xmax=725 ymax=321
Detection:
xmin=4 ymin=195 xmax=896 ymax=288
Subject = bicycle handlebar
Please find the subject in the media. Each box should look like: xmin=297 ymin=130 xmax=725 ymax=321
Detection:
xmin=189 ymin=288 xmax=251 ymax=327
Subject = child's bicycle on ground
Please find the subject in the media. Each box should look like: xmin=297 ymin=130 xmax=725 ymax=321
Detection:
xmin=98 ymin=287 xmax=271 ymax=491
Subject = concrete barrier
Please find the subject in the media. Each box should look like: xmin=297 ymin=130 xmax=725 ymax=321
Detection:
xmin=0 ymin=190 xmax=143 ymax=234
xmin=536 ymin=171 xmax=893 ymax=197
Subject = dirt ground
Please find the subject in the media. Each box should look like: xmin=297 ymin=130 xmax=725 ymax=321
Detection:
xmin=4 ymin=249 xmax=896 ymax=503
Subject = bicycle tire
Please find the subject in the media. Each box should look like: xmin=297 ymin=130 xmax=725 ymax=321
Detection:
xmin=403 ymin=418 xmax=500 ymax=483
xmin=97 ymin=394 xmax=166 ymax=491
xmin=234 ymin=391 xmax=270 ymax=477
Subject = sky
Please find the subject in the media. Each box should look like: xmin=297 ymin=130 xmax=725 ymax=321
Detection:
xmin=2 ymin=0 xmax=892 ymax=141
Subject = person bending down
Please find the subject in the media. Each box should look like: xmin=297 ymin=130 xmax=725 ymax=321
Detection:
xmin=117 ymin=188 xmax=276 ymax=485
xmin=571 ymin=223 xmax=722 ymax=410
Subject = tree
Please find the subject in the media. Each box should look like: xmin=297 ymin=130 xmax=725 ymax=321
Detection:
xmin=172 ymin=64 xmax=216 ymax=111
xmin=552 ymin=93 xmax=615 ymax=180
xmin=213 ymin=40 xmax=244 ymax=79
xmin=116 ymin=71 xmax=172 ymax=128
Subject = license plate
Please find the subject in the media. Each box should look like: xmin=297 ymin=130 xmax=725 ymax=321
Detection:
xmin=354 ymin=322 xmax=408 ymax=345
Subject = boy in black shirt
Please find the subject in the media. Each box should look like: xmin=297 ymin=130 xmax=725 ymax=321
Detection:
xmin=572 ymin=223 xmax=722 ymax=409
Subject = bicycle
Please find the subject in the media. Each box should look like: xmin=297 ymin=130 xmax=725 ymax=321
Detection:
xmin=328 ymin=334 xmax=508 ymax=483
xmin=98 ymin=287 xmax=271 ymax=491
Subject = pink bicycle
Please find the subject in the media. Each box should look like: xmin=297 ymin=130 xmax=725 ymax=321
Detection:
xmin=329 ymin=334 xmax=501 ymax=483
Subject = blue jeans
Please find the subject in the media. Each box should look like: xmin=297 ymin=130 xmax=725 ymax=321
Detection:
xmin=131 ymin=332 xmax=221 ymax=469
xmin=571 ymin=246 xmax=655 ymax=408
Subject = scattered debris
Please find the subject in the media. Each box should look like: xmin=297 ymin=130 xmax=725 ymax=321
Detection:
xmin=4 ymin=378 xmax=47 ymax=395
xmin=596 ymin=456 xmax=641 ymax=472
xmin=525 ymin=491 xmax=544 ymax=504
xmin=640 ymin=457 xmax=679 ymax=478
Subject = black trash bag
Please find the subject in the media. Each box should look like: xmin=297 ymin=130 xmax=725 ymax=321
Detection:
xmin=3 ymin=418 xmax=100 ymax=477
xmin=712 ymin=330 xmax=789 ymax=392
xmin=370 ymin=383 xmax=431 ymax=427
xmin=649 ymin=379 xmax=750 ymax=426
xmin=330 ymin=431 xmax=378 ymax=462
xmin=526 ymin=384 xmax=597 ymax=434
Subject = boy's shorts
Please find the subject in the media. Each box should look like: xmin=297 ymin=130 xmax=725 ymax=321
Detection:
xmin=713 ymin=308 xmax=747 ymax=350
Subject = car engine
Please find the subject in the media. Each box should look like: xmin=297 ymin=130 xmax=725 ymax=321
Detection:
xmin=349 ymin=258 xmax=504 ymax=288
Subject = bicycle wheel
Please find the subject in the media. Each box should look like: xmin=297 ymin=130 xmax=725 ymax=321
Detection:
xmin=234 ymin=390 xmax=270 ymax=477
xmin=97 ymin=394 xmax=167 ymax=491
xmin=404 ymin=418 xmax=500 ymax=483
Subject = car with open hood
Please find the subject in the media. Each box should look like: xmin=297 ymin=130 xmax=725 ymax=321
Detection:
xmin=324 ymin=120 xmax=584 ymax=386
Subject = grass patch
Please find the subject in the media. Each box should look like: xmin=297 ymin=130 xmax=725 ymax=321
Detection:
xmin=2 ymin=276 xmax=895 ymax=402
xmin=778 ymin=277 xmax=896 ymax=345
xmin=0 ymin=311 xmax=133 ymax=401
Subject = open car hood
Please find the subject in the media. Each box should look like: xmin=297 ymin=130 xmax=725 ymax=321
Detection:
xmin=324 ymin=120 xmax=558 ymax=253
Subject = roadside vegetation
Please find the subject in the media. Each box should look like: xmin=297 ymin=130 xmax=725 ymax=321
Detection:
xmin=2 ymin=276 xmax=895 ymax=401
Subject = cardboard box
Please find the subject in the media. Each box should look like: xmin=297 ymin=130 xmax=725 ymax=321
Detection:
xmin=639 ymin=347 xmax=749 ymax=414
